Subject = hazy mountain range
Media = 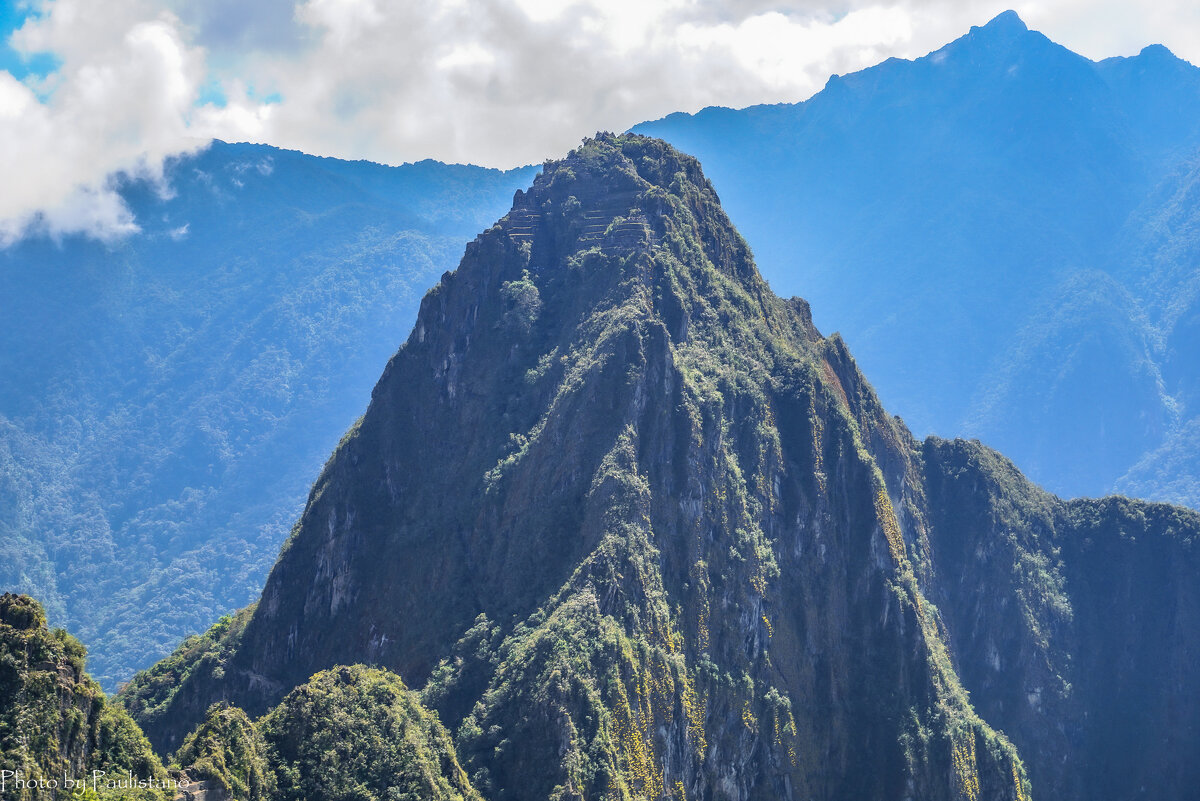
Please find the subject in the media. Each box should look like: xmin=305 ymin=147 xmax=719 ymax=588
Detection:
xmin=635 ymin=10 xmax=1200 ymax=508
xmin=4 ymin=9 xmax=1200 ymax=698
xmin=0 ymin=144 xmax=534 ymax=687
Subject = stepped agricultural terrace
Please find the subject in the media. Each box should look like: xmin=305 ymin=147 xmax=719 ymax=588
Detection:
xmin=504 ymin=185 xmax=658 ymax=250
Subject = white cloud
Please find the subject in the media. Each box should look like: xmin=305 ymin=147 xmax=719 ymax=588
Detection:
xmin=0 ymin=0 xmax=271 ymax=244
xmin=1017 ymin=0 xmax=1200 ymax=62
xmin=238 ymin=0 xmax=947 ymax=168
xmin=1 ymin=0 xmax=1197 ymax=244
xmin=673 ymin=7 xmax=914 ymax=94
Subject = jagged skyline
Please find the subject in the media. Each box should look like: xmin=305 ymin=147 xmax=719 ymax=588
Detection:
xmin=3 ymin=1 xmax=1199 ymax=244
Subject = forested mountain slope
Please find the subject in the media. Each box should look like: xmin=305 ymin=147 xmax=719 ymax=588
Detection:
xmin=0 ymin=592 xmax=479 ymax=801
xmin=0 ymin=142 xmax=535 ymax=689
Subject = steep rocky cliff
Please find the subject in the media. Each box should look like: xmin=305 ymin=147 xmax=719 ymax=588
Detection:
xmin=124 ymin=134 xmax=1200 ymax=800
xmin=923 ymin=440 xmax=1200 ymax=800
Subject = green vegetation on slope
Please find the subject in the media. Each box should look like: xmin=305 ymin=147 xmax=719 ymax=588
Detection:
xmin=172 ymin=704 xmax=275 ymax=801
xmin=118 ymin=604 xmax=255 ymax=753
xmin=259 ymin=665 xmax=479 ymax=801
xmin=0 ymin=594 xmax=169 ymax=801
xmin=2 ymin=591 xmax=480 ymax=801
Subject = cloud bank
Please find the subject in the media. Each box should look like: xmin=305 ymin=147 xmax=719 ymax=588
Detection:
xmin=2 ymin=0 xmax=1197 ymax=243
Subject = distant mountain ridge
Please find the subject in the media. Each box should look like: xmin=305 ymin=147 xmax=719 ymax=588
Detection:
xmin=0 ymin=141 xmax=535 ymax=689
xmin=633 ymin=9 xmax=1200 ymax=508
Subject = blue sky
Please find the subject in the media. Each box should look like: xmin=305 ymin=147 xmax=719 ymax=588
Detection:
xmin=0 ymin=3 xmax=56 ymax=79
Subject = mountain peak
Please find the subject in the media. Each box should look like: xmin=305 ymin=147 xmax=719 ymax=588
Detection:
xmin=481 ymin=132 xmax=762 ymax=294
xmin=1098 ymin=41 xmax=1192 ymax=70
xmin=535 ymin=132 xmax=718 ymax=216
xmin=978 ymin=9 xmax=1028 ymax=35
xmin=1135 ymin=42 xmax=1192 ymax=67
xmin=128 ymin=134 xmax=1037 ymax=801
xmin=953 ymin=9 xmax=1036 ymax=57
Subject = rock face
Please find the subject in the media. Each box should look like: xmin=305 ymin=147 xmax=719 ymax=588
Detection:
xmin=127 ymin=134 xmax=1200 ymax=800
xmin=175 ymin=775 xmax=232 ymax=801
xmin=922 ymin=445 xmax=1200 ymax=801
